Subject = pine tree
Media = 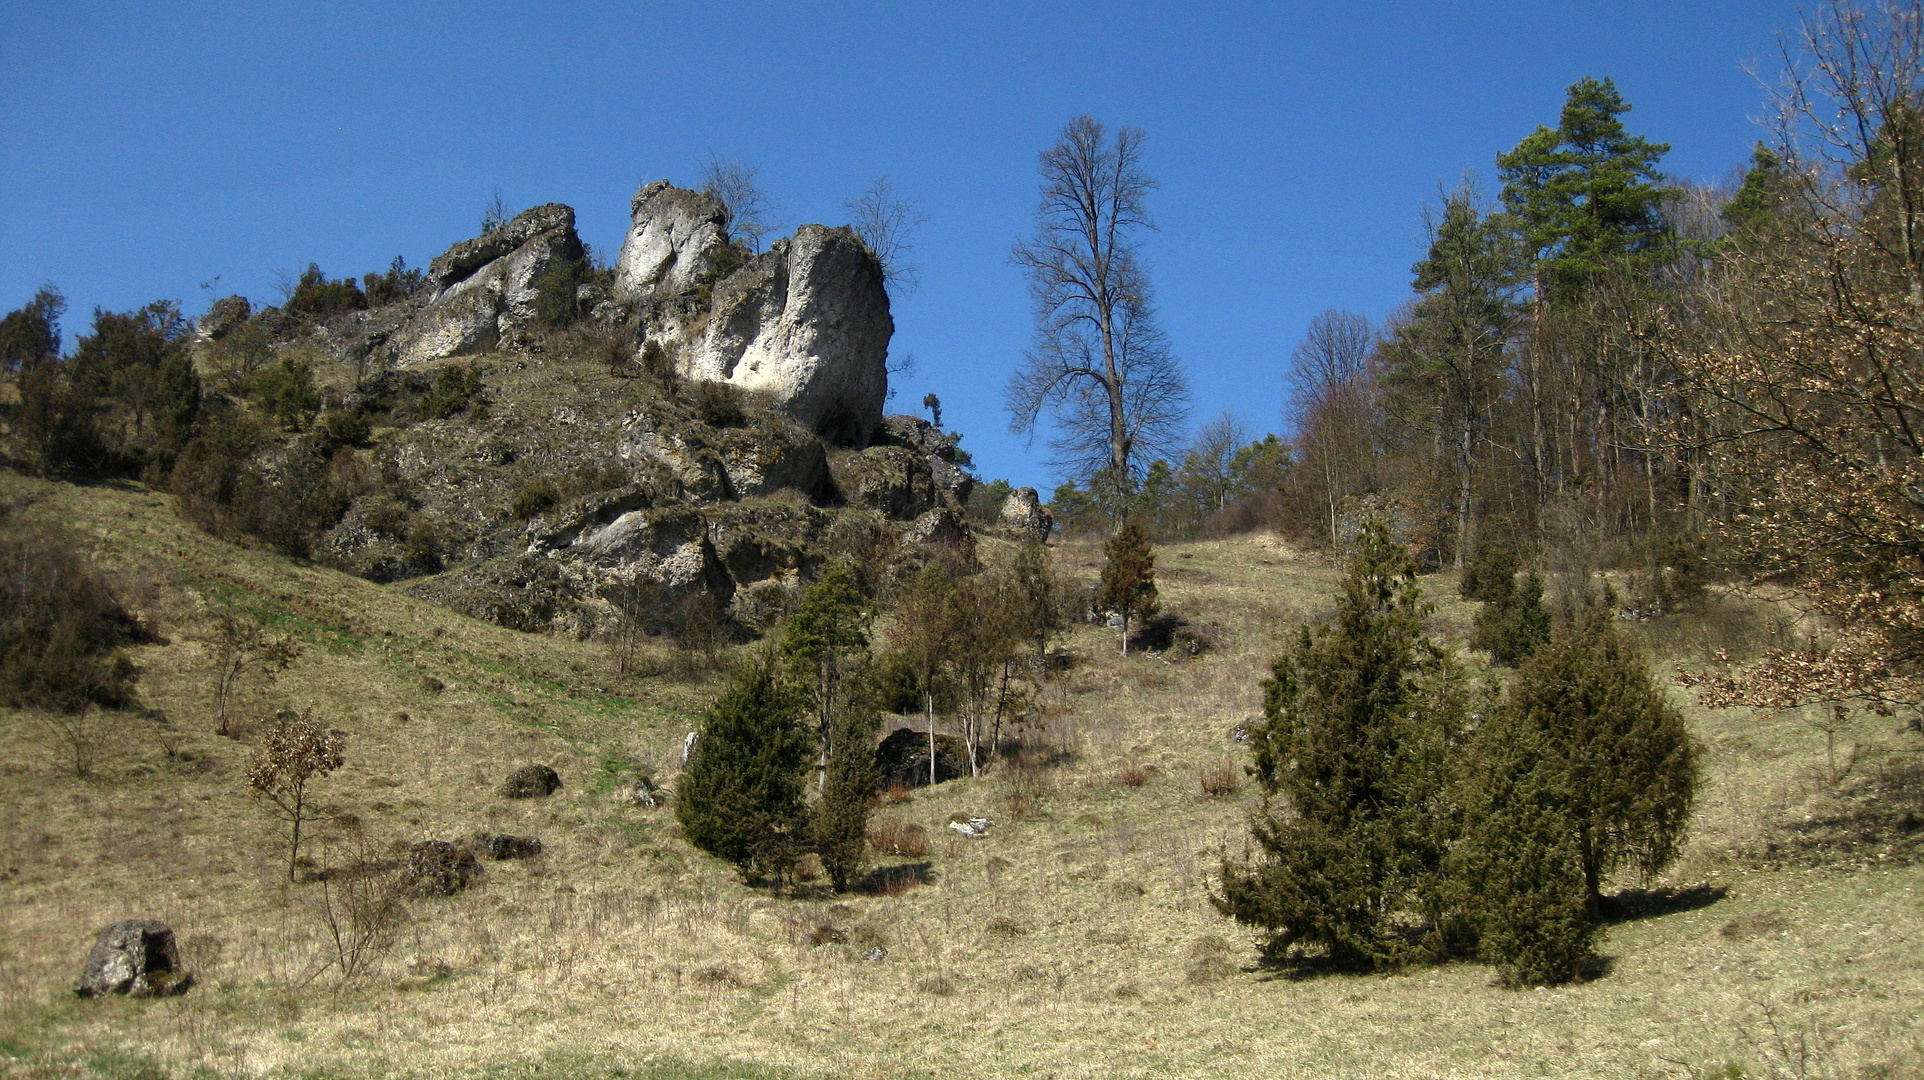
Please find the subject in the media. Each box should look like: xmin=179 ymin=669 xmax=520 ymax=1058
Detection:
xmin=1097 ymin=517 xmax=1158 ymax=654
xmin=1500 ymin=603 xmax=1698 ymax=913
xmin=676 ymin=656 xmax=811 ymax=883
xmin=1214 ymin=521 xmax=1467 ymax=969
xmin=1497 ymin=75 xmax=1675 ymax=306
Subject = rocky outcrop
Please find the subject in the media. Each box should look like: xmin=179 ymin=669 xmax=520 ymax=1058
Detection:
xmin=618 ymin=407 xmax=831 ymax=504
xmin=675 ymin=226 xmax=891 ymax=444
xmin=75 ymin=920 xmax=190 ymax=998
xmin=873 ymin=414 xmax=972 ymax=505
xmin=393 ymin=204 xmax=584 ymax=366
xmin=999 ymin=487 xmax=1054 ymax=542
xmin=614 ymin=181 xmax=730 ymax=302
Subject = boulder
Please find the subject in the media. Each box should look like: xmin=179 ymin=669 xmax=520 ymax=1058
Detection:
xmin=613 ymin=181 xmax=730 ymax=302
xmin=394 ymin=203 xmax=585 ymax=366
xmin=946 ymin=815 xmax=994 ymax=839
xmin=400 ymin=840 xmax=479 ymax=896
xmin=999 ymin=487 xmax=1053 ymax=542
xmin=499 ymin=763 xmax=562 ymax=798
xmin=844 ymin=445 xmax=940 ymax=521
xmin=75 ymin=920 xmax=191 ymax=998
xmin=899 ymin=507 xmax=969 ymax=551
xmin=680 ymin=226 xmax=891 ymax=444
xmin=876 ymin=727 xmax=969 ymax=787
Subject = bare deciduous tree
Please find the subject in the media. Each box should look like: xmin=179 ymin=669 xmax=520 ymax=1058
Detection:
xmin=846 ymin=176 xmax=929 ymax=296
xmin=1288 ymin=309 xmax=1379 ymax=542
xmin=1008 ymin=115 xmax=1190 ymax=513
xmin=699 ymin=156 xmax=777 ymax=253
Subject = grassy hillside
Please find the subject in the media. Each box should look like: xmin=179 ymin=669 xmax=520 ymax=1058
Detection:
xmin=2 ymin=474 xmax=1920 ymax=1080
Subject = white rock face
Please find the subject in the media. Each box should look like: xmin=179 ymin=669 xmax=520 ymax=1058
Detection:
xmin=1000 ymin=487 xmax=1054 ymax=541
xmin=395 ymin=204 xmax=583 ymax=366
xmin=681 ymin=225 xmax=891 ymax=444
xmin=614 ymin=181 xmax=729 ymax=302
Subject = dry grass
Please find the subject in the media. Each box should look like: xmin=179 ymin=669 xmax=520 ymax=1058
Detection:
xmin=1 ymin=479 xmax=1921 ymax=1080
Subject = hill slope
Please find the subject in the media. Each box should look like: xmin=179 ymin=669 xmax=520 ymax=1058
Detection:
xmin=2 ymin=475 xmax=1921 ymax=1080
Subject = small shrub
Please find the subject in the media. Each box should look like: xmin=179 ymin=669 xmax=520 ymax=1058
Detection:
xmin=1113 ymin=763 xmax=1154 ymax=787
xmin=689 ymin=380 xmax=746 ymax=428
xmin=398 ymin=840 xmax=478 ymax=897
xmin=246 ymin=709 xmax=346 ymax=882
xmin=416 ymin=364 xmax=483 ymax=420
xmin=639 ymin=339 xmax=677 ymax=391
xmin=867 ymin=818 xmax=928 ymax=857
xmin=0 ymin=518 xmax=143 ymax=716
xmin=318 ymin=409 xmax=372 ymax=446
xmin=882 ymin=780 xmax=913 ymax=804
xmin=284 ymin=264 xmax=367 ymax=322
xmin=1199 ymin=761 xmax=1241 ymax=797
xmin=1461 ymin=542 xmax=1520 ymax=602
xmin=404 ymin=522 xmax=444 ymax=574
xmin=510 ymin=479 xmax=559 ymax=520
xmin=249 ymin=355 xmax=321 ymax=431
xmin=362 ymin=256 xmax=422 ymax=307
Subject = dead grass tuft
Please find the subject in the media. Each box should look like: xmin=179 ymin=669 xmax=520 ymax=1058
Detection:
xmin=1111 ymin=762 xmax=1155 ymax=787
xmin=867 ymin=818 xmax=928 ymax=857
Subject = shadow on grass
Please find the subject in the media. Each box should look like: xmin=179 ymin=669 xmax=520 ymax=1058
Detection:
xmin=1598 ymin=883 xmax=1729 ymax=924
xmin=853 ymin=861 xmax=934 ymax=896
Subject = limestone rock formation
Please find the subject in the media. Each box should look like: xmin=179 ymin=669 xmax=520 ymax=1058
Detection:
xmin=394 ymin=204 xmax=584 ymax=366
xmin=675 ymin=225 xmax=891 ymax=444
xmin=614 ymin=181 xmax=730 ymax=302
xmin=999 ymin=486 xmax=1054 ymax=542
xmin=75 ymin=920 xmax=191 ymax=998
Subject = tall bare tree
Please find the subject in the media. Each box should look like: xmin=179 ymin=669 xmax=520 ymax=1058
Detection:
xmin=1007 ymin=115 xmax=1190 ymax=514
xmin=1287 ymin=309 xmax=1379 ymax=542
xmin=846 ymin=176 xmax=929 ymax=297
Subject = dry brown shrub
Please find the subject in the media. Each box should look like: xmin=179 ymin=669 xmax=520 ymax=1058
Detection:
xmin=984 ymin=916 xmax=1027 ymax=938
xmin=1200 ymin=760 xmax=1241 ymax=797
xmin=867 ymin=818 xmax=928 ymax=857
xmin=882 ymin=780 xmax=913 ymax=804
xmin=1112 ymin=762 xmax=1155 ymax=787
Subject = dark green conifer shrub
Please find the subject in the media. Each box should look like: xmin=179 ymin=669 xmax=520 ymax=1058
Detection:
xmin=1214 ymin=521 xmax=1466 ymax=970
xmin=532 ymin=254 xmax=587 ymax=328
xmin=250 ymin=356 xmax=321 ymax=431
xmin=677 ymin=656 xmax=812 ymax=881
xmin=814 ymin=701 xmax=881 ymax=893
xmin=1460 ymin=542 xmax=1519 ymax=602
xmin=1096 ymin=517 xmax=1158 ymax=654
xmin=1455 ymin=714 xmax=1598 ymax=986
xmin=1472 ymin=569 xmax=1550 ymax=666
xmin=1498 ymin=604 xmax=1699 ymax=914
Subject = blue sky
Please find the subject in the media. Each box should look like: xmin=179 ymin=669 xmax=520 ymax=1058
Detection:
xmin=1 ymin=1 xmax=1803 ymax=491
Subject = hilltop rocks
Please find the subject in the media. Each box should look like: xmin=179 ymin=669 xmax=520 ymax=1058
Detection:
xmin=677 ymin=226 xmax=891 ymax=444
xmin=614 ymin=181 xmax=730 ymax=302
xmin=75 ymin=920 xmax=191 ymax=998
xmin=395 ymin=203 xmax=585 ymax=366
xmin=999 ymin=486 xmax=1053 ymax=541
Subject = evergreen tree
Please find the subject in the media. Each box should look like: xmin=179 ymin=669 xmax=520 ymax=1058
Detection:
xmin=1380 ymin=184 xmax=1520 ymax=567
xmin=1215 ymin=522 xmax=1467 ymax=969
xmin=677 ymin=656 xmax=812 ymax=882
xmin=1455 ymin=711 xmax=1598 ymax=986
xmin=1471 ymin=569 xmax=1551 ymax=667
xmin=1500 ymin=603 xmax=1698 ymax=913
xmin=780 ymin=562 xmax=872 ymax=793
xmin=1096 ymin=516 xmax=1158 ymax=654
xmin=1497 ymin=76 xmax=1675 ymax=306
xmin=814 ymin=698 xmax=881 ymax=893
xmin=1721 ymin=141 xmax=1791 ymax=234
